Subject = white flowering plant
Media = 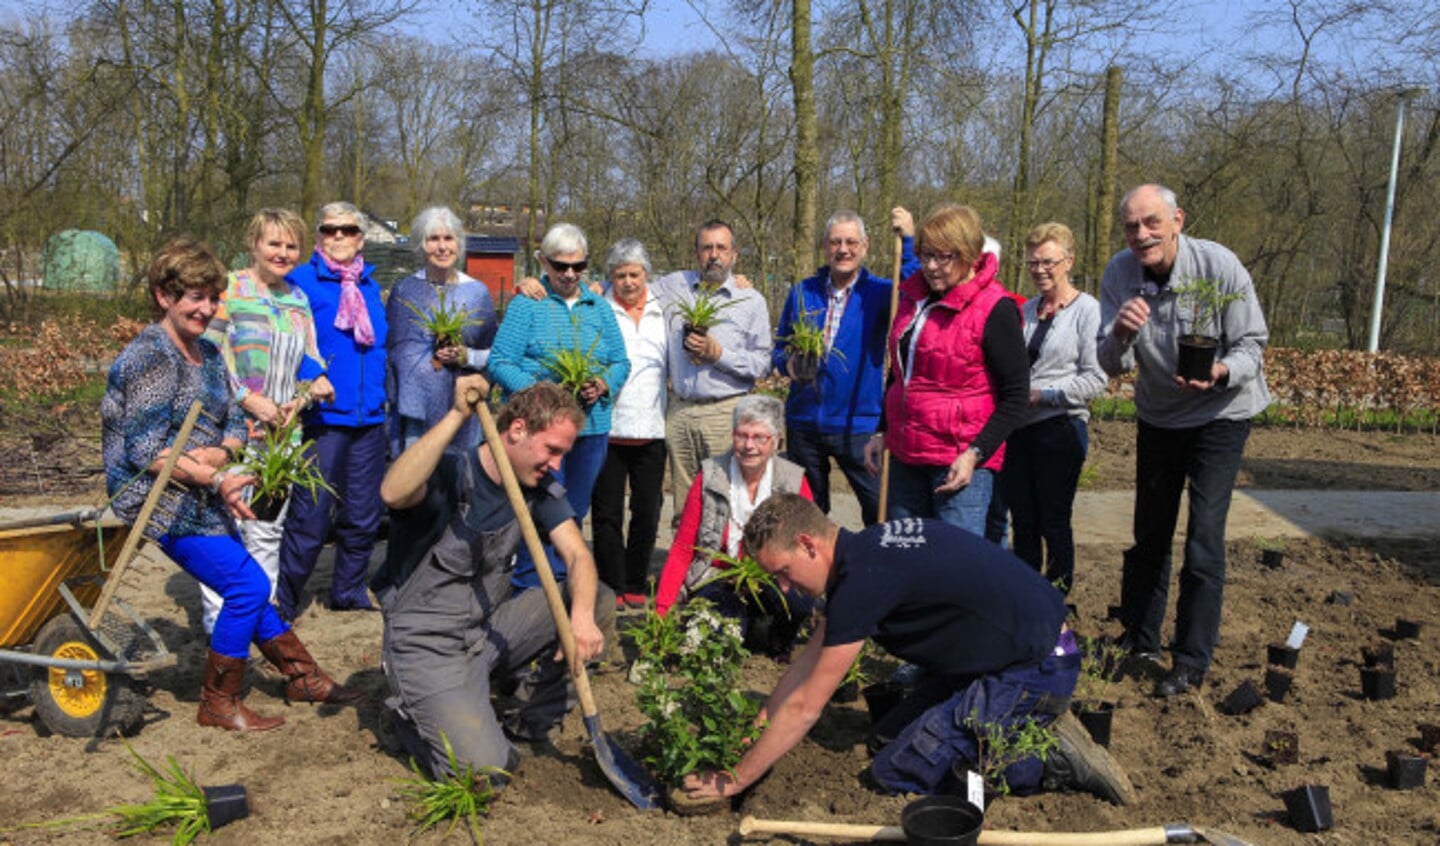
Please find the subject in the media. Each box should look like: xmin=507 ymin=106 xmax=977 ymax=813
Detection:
xmin=633 ymin=599 xmax=764 ymax=785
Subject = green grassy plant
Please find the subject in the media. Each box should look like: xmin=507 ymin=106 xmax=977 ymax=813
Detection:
xmin=670 ymin=286 xmax=738 ymax=333
xmin=391 ymin=733 xmax=505 ymax=843
xmin=693 ymin=547 xmax=788 ymax=617
xmin=540 ymin=316 xmax=604 ymax=397
xmin=226 ymin=415 xmax=336 ymax=506
xmin=400 ymin=286 xmax=486 ymax=350
xmin=109 ymin=743 xmax=211 ymax=844
xmin=1073 ymin=636 xmax=1124 ymax=710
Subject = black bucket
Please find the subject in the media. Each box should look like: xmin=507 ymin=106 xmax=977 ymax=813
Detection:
xmin=900 ymin=796 xmax=984 ymax=846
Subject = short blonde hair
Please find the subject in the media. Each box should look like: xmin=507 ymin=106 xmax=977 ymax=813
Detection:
xmin=246 ymin=208 xmax=306 ymax=253
xmin=915 ymin=204 xmax=985 ymax=269
xmin=1024 ymin=222 xmax=1076 ymax=257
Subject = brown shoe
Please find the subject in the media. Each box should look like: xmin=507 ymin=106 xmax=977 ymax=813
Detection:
xmin=198 ymin=650 xmax=285 ymax=732
xmin=258 ymin=629 xmax=364 ymax=705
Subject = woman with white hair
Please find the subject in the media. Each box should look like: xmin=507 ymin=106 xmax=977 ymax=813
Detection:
xmin=654 ymin=395 xmax=816 ymax=655
xmin=386 ymin=206 xmax=497 ymax=456
xmin=488 ymin=222 xmax=630 ymax=592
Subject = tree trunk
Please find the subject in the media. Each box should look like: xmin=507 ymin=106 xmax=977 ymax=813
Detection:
xmin=790 ymin=0 xmax=818 ymax=284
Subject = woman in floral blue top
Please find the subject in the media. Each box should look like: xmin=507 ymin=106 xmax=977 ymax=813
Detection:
xmin=102 ymin=237 xmax=359 ymax=733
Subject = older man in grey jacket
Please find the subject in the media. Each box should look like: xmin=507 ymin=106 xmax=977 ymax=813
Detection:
xmin=1097 ymin=183 xmax=1271 ymax=699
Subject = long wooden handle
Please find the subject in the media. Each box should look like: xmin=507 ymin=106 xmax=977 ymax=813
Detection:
xmin=876 ymin=233 xmax=904 ymax=523
xmin=737 ymin=816 xmax=1172 ymax=845
xmin=472 ymin=392 xmax=600 ymax=718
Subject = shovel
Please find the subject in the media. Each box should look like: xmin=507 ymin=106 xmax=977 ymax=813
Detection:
xmin=471 ymin=389 xmax=662 ymax=810
xmin=737 ymin=816 xmax=1259 ymax=846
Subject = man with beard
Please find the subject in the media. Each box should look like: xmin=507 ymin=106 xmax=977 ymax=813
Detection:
xmin=652 ymin=219 xmax=773 ymax=515
xmin=373 ymin=374 xmax=612 ymax=777
xmin=1097 ymin=183 xmax=1270 ymax=699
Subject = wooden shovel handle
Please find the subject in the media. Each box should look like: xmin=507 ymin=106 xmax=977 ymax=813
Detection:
xmin=470 ymin=389 xmax=600 ymax=719
xmin=876 ymin=233 xmax=903 ymax=523
xmin=737 ymin=815 xmax=1172 ymax=845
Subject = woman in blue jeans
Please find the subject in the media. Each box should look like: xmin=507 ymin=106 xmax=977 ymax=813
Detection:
xmin=102 ymin=237 xmax=359 ymax=732
xmin=1001 ymin=222 xmax=1107 ymax=592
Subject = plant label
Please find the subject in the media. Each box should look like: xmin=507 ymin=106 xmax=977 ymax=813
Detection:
xmin=1286 ymin=621 xmax=1310 ymax=650
xmin=966 ymin=770 xmax=985 ymax=812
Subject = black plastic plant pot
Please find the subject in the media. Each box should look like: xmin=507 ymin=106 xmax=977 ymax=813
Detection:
xmin=1281 ymin=784 xmax=1333 ymax=833
xmin=203 ymin=784 xmax=249 ymax=829
xmin=1075 ymin=702 xmax=1116 ymax=748
xmin=861 ymin=681 xmax=905 ymax=725
xmin=1417 ymin=723 xmax=1440 ymax=755
xmin=900 ymin=795 xmax=984 ymax=846
xmin=1386 ymin=750 xmax=1427 ymax=790
xmin=789 ymin=352 xmax=820 ymax=383
xmin=1362 ymin=642 xmax=1394 ymax=668
xmin=1261 ymin=549 xmax=1285 ymax=569
xmin=1394 ymin=617 xmax=1423 ymax=640
xmin=1263 ymin=668 xmax=1294 ymax=704
xmin=1263 ymin=730 xmax=1299 ymax=766
xmin=1105 ymin=604 xmax=1124 ymax=622
xmin=1360 ymin=666 xmax=1397 ymax=701
xmin=1266 ymin=643 xmax=1299 ymax=669
xmin=1222 ymin=680 xmax=1264 ymax=715
xmin=1176 ymin=334 xmax=1219 ymax=381
xmin=250 ymin=491 xmax=287 ymax=523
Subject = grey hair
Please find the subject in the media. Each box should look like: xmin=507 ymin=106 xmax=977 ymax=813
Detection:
xmin=540 ymin=222 xmax=588 ymax=258
xmin=411 ymin=206 xmax=466 ymax=255
xmin=824 ymin=210 xmax=868 ymax=243
xmin=733 ymin=394 xmax=785 ymax=438
xmin=1121 ymin=184 xmax=1179 ymax=216
xmin=317 ymin=201 xmax=365 ymax=228
xmin=605 ymin=238 xmax=652 ymax=276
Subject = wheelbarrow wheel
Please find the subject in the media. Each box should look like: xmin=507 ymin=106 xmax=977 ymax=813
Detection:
xmin=28 ymin=615 xmax=144 ymax=738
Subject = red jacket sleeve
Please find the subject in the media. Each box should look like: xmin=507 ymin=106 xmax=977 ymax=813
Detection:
xmin=656 ymin=470 xmax=706 ymax=616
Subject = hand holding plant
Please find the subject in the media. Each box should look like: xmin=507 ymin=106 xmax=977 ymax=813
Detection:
xmin=226 ymin=415 xmax=337 ymax=520
xmin=402 ymin=287 xmax=486 ymax=371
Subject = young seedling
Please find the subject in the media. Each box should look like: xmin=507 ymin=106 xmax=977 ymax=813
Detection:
xmin=964 ymin=712 xmax=1059 ymax=797
xmin=392 ymin=733 xmax=506 ymax=843
xmin=1074 ymin=636 xmax=1124 ymax=710
xmin=108 ymin=743 xmax=214 ymax=845
xmin=402 ymin=287 xmax=487 ymax=370
xmin=670 ymin=286 xmax=739 ymax=364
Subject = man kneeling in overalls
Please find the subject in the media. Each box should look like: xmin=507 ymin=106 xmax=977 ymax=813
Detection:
xmin=680 ymin=493 xmax=1134 ymax=804
xmin=374 ymin=374 xmax=612 ymax=777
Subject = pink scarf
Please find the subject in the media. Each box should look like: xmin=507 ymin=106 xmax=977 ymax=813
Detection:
xmin=317 ymin=247 xmax=374 ymax=346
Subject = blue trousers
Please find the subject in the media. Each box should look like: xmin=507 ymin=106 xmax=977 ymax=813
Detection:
xmin=1001 ymin=415 xmax=1088 ymax=593
xmin=512 ymin=433 xmax=609 ymax=590
xmin=162 ymin=534 xmax=288 ymax=658
xmin=871 ymin=650 xmax=1079 ymax=795
xmin=885 ymin=460 xmax=995 ymax=538
xmin=1120 ymin=418 xmax=1250 ymax=671
xmin=277 ymin=422 xmax=387 ymax=617
xmin=785 ymin=427 xmax=882 ymax=526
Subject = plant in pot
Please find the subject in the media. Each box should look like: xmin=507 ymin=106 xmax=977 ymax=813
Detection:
xmin=539 ymin=323 xmax=605 ymax=405
xmin=670 ymin=285 xmax=738 ymax=364
xmin=109 ymin=742 xmax=248 ymax=843
xmin=400 ymin=286 xmax=487 ymax=371
xmin=777 ymin=289 xmax=844 ymax=384
xmin=226 ymin=415 xmax=336 ymax=522
xmin=1170 ymin=277 xmax=1245 ymax=382
xmin=960 ymin=712 xmax=1058 ymax=800
xmin=1071 ymin=636 xmax=1123 ymax=747
xmin=631 ymin=598 xmax=765 ymax=812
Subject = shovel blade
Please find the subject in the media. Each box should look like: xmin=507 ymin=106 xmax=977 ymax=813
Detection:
xmin=585 ymin=714 xmax=663 ymax=810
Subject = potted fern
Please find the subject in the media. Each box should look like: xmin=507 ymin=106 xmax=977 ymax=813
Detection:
xmin=401 ymin=286 xmax=487 ymax=371
xmin=226 ymin=415 xmax=336 ymax=521
xmin=1171 ymin=278 xmax=1245 ymax=382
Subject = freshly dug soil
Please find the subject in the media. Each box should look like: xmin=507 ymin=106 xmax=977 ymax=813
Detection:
xmin=3 ymin=423 xmax=1439 ymax=845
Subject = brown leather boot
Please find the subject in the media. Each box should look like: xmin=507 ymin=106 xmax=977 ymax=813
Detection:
xmin=258 ymin=629 xmax=364 ymax=704
xmin=198 ymin=650 xmax=285 ymax=731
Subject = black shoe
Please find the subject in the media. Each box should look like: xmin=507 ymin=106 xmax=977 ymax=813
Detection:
xmin=1113 ymin=634 xmax=1161 ymax=663
xmin=1155 ymin=663 xmax=1205 ymax=698
xmin=1042 ymin=712 xmax=1137 ymax=805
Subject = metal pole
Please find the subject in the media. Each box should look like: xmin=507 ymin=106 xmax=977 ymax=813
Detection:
xmin=1368 ymin=96 xmax=1410 ymax=353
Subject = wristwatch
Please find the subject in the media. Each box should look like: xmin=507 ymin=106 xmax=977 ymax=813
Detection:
xmin=209 ymin=469 xmax=230 ymax=495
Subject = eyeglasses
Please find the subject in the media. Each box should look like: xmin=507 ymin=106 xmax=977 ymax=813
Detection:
xmin=732 ymin=431 xmax=774 ymax=446
xmin=918 ymin=252 xmax=958 ymax=267
xmin=318 ymin=224 xmax=362 ymax=237
xmin=546 ymin=257 xmax=588 ymax=274
xmin=1025 ymin=257 xmax=1068 ymax=270
xmin=827 ymin=238 xmax=864 ymax=250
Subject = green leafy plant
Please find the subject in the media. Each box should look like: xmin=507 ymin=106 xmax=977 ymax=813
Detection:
xmin=842 ymin=640 xmax=875 ymax=688
xmin=693 ymin=547 xmax=788 ymax=617
xmin=401 ymin=286 xmax=486 ymax=353
xmin=226 ymin=414 xmax=336 ymax=509
xmin=633 ymin=599 xmax=765 ymax=785
xmin=539 ymin=314 xmax=605 ymax=398
xmin=963 ymin=713 xmax=1059 ymax=797
xmin=629 ymin=589 xmax=686 ymax=667
xmin=391 ymin=733 xmax=506 ymax=843
xmin=1073 ymin=636 xmax=1125 ymax=710
xmin=1171 ymin=278 xmax=1245 ymax=339
xmin=109 ymin=743 xmax=212 ymax=845
xmin=670 ymin=285 xmax=739 ymax=334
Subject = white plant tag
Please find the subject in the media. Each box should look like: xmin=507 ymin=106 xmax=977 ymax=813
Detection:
xmin=967 ymin=770 xmax=985 ymax=812
xmin=1286 ymin=621 xmax=1309 ymax=650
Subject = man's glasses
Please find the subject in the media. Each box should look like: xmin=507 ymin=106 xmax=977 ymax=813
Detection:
xmin=1025 ymin=257 xmax=1067 ymax=270
xmin=918 ymin=252 xmax=957 ymax=267
xmin=827 ymin=238 xmax=864 ymax=250
xmin=732 ymin=431 xmax=774 ymax=446
xmin=318 ymin=224 xmax=362 ymax=237
xmin=547 ymin=258 xmax=588 ymax=274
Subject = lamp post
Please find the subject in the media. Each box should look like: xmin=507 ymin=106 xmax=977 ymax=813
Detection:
xmin=1367 ymin=87 xmax=1426 ymax=353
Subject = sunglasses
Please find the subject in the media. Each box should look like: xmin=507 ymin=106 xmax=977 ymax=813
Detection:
xmin=546 ymin=257 xmax=588 ymax=274
xmin=318 ymin=224 xmax=363 ymax=237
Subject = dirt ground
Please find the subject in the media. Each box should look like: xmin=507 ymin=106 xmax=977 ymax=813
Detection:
xmin=2 ymin=421 xmax=1439 ymax=845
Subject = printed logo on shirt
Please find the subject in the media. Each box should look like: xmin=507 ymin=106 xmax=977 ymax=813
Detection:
xmin=878 ymin=518 xmax=927 ymax=549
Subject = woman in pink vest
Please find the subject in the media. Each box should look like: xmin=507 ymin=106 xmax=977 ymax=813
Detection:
xmin=863 ymin=204 xmax=1029 ymax=537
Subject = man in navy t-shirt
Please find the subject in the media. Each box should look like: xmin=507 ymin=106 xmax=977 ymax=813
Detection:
xmin=680 ymin=493 xmax=1134 ymax=803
